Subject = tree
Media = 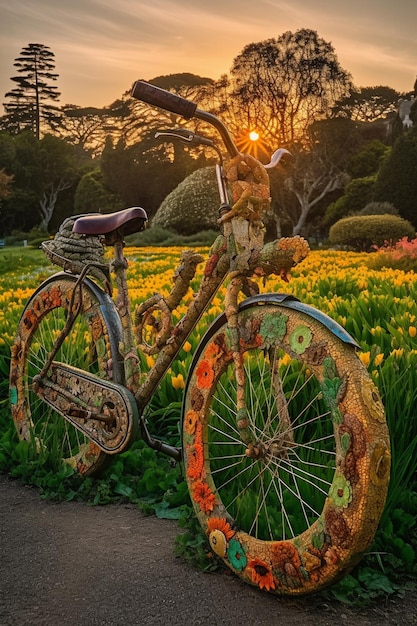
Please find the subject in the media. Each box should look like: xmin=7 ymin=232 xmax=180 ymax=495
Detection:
xmin=37 ymin=135 xmax=84 ymax=230
xmin=59 ymin=99 xmax=132 ymax=156
xmin=0 ymin=132 xmax=88 ymax=233
xmin=272 ymin=118 xmax=362 ymax=236
xmin=74 ymin=169 xmax=123 ymax=214
xmin=3 ymin=43 xmax=61 ymax=139
xmin=346 ymin=139 xmax=389 ymax=178
xmin=0 ymin=169 xmax=13 ymax=206
xmin=332 ymin=86 xmax=399 ymax=122
xmin=324 ymin=176 xmax=376 ymax=227
xmin=374 ymin=127 xmax=417 ymax=227
xmin=100 ymin=133 xmax=210 ymax=219
xmin=225 ymin=29 xmax=353 ymax=146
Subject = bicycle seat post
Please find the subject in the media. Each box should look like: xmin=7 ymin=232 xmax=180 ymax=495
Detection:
xmin=110 ymin=238 xmax=133 ymax=339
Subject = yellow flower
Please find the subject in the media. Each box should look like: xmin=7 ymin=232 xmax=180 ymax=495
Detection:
xmin=359 ymin=351 xmax=371 ymax=367
xmin=374 ymin=353 xmax=384 ymax=367
xmin=408 ymin=326 xmax=416 ymax=338
xmin=145 ymin=354 xmax=155 ymax=368
xmin=390 ymin=348 xmax=404 ymax=359
xmin=183 ymin=341 xmax=192 ymax=353
xmin=279 ymin=353 xmax=292 ymax=367
xmin=171 ymin=373 xmax=185 ymax=389
xmin=370 ymin=326 xmax=383 ymax=336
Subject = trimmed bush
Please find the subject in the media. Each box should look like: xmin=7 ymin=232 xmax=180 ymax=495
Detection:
xmin=358 ymin=201 xmax=398 ymax=216
xmin=152 ymin=167 xmax=220 ymax=235
xmin=329 ymin=214 xmax=415 ymax=251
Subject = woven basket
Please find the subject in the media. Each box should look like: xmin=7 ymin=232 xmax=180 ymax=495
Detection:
xmin=42 ymin=215 xmax=109 ymax=279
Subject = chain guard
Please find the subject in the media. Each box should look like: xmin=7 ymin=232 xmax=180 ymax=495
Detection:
xmin=35 ymin=362 xmax=139 ymax=454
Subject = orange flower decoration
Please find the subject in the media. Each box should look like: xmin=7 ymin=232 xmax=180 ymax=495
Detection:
xmin=184 ymin=410 xmax=199 ymax=435
xmin=205 ymin=342 xmax=220 ymax=361
xmin=194 ymin=421 xmax=203 ymax=446
xmin=186 ymin=441 xmax=204 ymax=480
xmin=23 ymin=309 xmax=37 ymax=330
xmin=248 ymin=558 xmax=276 ymax=592
xmin=49 ymin=285 xmax=62 ymax=307
xmin=191 ymin=480 xmax=216 ymax=514
xmin=207 ymin=517 xmax=235 ymax=541
xmin=196 ymin=360 xmax=214 ymax=389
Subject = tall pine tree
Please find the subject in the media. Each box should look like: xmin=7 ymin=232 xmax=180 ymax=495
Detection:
xmin=3 ymin=43 xmax=61 ymax=139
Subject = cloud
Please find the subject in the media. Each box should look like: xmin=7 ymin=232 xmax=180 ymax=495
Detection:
xmin=0 ymin=0 xmax=415 ymax=107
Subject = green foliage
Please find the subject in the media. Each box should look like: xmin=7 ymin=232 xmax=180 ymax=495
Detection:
xmin=153 ymin=167 xmax=220 ymax=235
xmin=358 ymin=201 xmax=398 ymax=216
xmin=0 ymin=131 xmax=92 ymax=234
xmin=374 ymin=127 xmax=417 ymax=228
xmin=324 ymin=176 xmax=376 ymax=227
xmin=347 ymin=140 xmax=390 ymax=178
xmin=0 ymin=246 xmax=49 ymax=272
xmin=329 ymin=214 xmax=415 ymax=251
xmin=174 ymin=506 xmax=219 ymax=571
xmin=74 ymin=169 xmax=123 ymax=214
xmin=100 ymin=135 xmax=209 ymax=220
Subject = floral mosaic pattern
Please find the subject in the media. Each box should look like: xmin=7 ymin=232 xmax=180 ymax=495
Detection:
xmin=183 ymin=303 xmax=390 ymax=595
xmin=10 ymin=276 xmax=114 ymax=475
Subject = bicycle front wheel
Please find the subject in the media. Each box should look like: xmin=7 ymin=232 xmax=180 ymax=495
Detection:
xmin=10 ymin=273 xmax=123 ymax=476
xmin=182 ymin=301 xmax=390 ymax=594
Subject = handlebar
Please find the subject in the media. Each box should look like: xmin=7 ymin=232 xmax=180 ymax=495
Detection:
xmin=131 ymin=80 xmax=198 ymax=119
xmin=131 ymin=80 xmax=239 ymax=158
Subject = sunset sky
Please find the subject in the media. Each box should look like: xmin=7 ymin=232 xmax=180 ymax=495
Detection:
xmin=0 ymin=0 xmax=416 ymax=109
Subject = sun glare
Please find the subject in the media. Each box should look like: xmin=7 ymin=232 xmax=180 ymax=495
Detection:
xmin=235 ymin=129 xmax=270 ymax=160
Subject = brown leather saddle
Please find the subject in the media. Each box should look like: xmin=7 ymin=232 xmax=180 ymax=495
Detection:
xmin=72 ymin=207 xmax=148 ymax=244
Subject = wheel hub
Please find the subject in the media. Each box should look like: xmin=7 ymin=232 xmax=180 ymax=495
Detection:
xmin=245 ymin=438 xmax=292 ymax=460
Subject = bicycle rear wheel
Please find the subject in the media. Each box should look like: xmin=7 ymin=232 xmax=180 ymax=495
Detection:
xmin=182 ymin=301 xmax=390 ymax=594
xmin=9 ymin=273 xmax=123 ymax=476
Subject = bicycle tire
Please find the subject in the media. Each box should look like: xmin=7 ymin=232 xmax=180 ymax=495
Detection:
xmin=182 ymin=300 xmax=390 ymax=594
xmin=9 ymin=273 xmax=123 ymax=476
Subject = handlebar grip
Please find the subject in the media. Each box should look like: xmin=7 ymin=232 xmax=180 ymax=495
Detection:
xmin=131 ymin=80 xmax=198 ymax=119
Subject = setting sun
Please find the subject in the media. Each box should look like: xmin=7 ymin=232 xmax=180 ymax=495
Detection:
xmin=235 ymin=129 xmax=270 ymax=160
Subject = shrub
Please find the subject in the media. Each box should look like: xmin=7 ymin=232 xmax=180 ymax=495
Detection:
xmin=152 ymin=167 xmax=220 ymax=235
xmin=358 ymin=201 xmax=398 ymax=216
xmin=328 ymin=214 xmax=415 ymax=251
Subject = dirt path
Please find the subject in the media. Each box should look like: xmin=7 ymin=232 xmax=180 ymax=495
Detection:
xmin=0 ymin=475 xmax=415 ymax=626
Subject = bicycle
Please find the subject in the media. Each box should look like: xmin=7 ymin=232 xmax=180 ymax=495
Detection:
xmin=9 ymin=81 xmax=390 ymax=595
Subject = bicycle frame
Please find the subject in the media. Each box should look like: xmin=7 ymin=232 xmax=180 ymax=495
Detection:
xmin=29 ymin=100 xmax=311 ymax=462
